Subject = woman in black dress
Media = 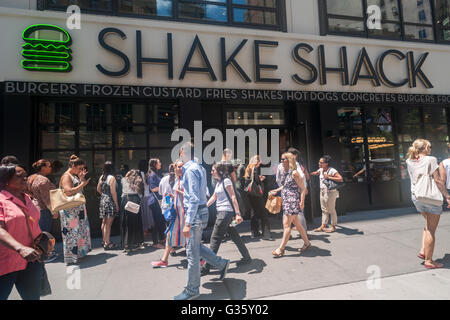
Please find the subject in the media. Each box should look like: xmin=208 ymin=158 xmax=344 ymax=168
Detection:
xmin=120 ymin=170 xmax=145 ymax=251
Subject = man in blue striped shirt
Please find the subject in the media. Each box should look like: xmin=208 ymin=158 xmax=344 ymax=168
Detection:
xmin=174 ymin=142 xmax=230 ymax=300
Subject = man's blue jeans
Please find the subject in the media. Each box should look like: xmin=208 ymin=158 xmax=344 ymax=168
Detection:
xmin=185 ymin=207 xmax=228 ymax=295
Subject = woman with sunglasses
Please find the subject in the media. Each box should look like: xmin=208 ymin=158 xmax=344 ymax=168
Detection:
xmin=311 ymin=155 xmax=343 ymax=233
xmin=269 ymin=153 xmax=311 ymax=257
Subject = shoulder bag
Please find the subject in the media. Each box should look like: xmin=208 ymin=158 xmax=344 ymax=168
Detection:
xmin=245 ymin=167 xmax=263 ymax=198
xmin=49 ymin=174 xmax=86 ymax=213
xmin=414 ymin=159 xmax=443 ymax=207
xmin=323 ymin=168 xmax=345 ymax=191
xmin=124 ymin=194 xmax=140 ymax=214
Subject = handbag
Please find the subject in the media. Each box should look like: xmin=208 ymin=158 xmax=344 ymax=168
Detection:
xmin=49 ymin=188 xmax=86 ymax=213
xmin=245 ymin=167 xmax=263 ymax=198
xmin=124 ymin=195 xmax=140 ymax=214
xmin=265 ymin=194 xmax=282 ymax=214
xmin=323 ymin=168 xmax=345 ymax=190
xmin=20 ymin=206 xmax=55 ymax=262
xmin=414 ymin=160 xmax=443 ymax=207
xmin=163 ymin=202 xmax=177 ymax=223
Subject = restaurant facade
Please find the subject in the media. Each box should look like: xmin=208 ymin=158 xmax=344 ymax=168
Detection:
xmin=1 ymin=0 xmax=450 ymax=228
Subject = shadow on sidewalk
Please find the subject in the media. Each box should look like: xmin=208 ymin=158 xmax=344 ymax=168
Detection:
xmin=229 ymin=258 xmax=267 ymax=275
xmin=79 ymin=252 xmax=118 ymax=269
xmin=200 ymin=278 xmax=247 ymax=300
xmin=335 ymin=225 xmax=364 ymax=236
xmin=437 ymin=253 xmax=450 ymax=269
xmin=283 ymin=245 xmax=331 ymax=258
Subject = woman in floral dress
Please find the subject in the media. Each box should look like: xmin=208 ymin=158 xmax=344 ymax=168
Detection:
xmin=59 ymin=155 xmax=92 ymax=265
xmin=152 ymin=160 xmax=186 ymax=268
xmin=269 ymin=152 xmax=311 ymax=257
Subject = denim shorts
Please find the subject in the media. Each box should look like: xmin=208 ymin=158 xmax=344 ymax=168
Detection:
xmin=413 ymin=199 xmax=443 ymax=215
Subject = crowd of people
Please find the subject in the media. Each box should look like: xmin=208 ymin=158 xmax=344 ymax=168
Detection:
xmin=1 ymin=139 xmax=450 ymax=300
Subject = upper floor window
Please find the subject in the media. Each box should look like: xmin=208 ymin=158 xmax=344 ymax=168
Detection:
xmin=45 ymin=0 xmax=284 ymax=31
xmin=319 ymin=0 xmax=450 ymax=44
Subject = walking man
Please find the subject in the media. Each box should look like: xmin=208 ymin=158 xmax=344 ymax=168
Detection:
xmin=174 ymin=142 xmax=230 ymax=300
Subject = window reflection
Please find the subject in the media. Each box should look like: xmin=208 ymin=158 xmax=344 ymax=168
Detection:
xmin=178 ymin=0 xmax=227 ymax=21
xmin=118 ymin=0 xmax=172 ymax=16
xmin=227 ymin=110 xmax=285 ymax=125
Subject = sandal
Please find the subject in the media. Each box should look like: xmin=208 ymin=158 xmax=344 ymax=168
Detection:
xmin=298 ymin=242 xmax=312 ymax=253
xmin=417 ymin=253 xmax=425 ymax=260
xmin=271 ymin=248 xmax=285 ymax=258
xmin=313 ymin=227 xmax=325 ymax=232
xmin=424 ymin=262 xmax=443 ymax=269
xmin=324 ymin=226 xmax=336 ymax=233
xmin=104 ymin=242 xmax=118 ymax=250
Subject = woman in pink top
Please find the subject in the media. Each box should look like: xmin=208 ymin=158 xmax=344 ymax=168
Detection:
xmin=0 ymin=163 xmax=43 ymax=300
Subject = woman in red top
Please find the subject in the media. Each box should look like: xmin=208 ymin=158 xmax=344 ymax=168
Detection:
xmin=0 ymin=163 xmax=43 ymax=300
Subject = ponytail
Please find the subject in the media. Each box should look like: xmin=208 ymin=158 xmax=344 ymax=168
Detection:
xmin=408 ymin=139 xmax=431 ymax=160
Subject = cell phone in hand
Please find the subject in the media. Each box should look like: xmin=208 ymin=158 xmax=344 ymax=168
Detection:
xmin=84 ymin=167 xmax=91 ymax=180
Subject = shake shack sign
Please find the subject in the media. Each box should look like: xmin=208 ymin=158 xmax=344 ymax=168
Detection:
xmin=94 ymin=28 xmax=434 ymax=89
xmin=5 ymin=81 xmax=450 ymax=104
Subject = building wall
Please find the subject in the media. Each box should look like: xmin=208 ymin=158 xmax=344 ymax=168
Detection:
xmin=1 ymin=7 xmax=449 ymax=95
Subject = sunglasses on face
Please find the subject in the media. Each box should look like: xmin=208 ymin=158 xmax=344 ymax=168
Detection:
xmin=281 ymin=158 xmax=287 ymax=161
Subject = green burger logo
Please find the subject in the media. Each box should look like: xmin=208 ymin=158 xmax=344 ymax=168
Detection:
xmin=21 ymin=24 xmax=72 ymax=72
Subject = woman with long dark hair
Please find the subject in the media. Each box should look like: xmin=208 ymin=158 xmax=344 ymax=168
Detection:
xmin=0 ymin=163 xmax=43 ymax=300
xmin=147 ymin=158 xmax=166 ymax=249
xmin=138 ymin=159 xmax=154 ymax=240
xmin=244 ymin=155 xmax=273 ymax=240
xmin=59 ymin=155 xmax=92 ymax=265
xmin=120 ymin=169 xmax=145 ymax=251
xmin=27 ymin=159 xmax=57 ymax=261
xmin=97 ymin=161 xmax=119 ymax=250
xmin=201 ymin=162 xmax=251 ymax=275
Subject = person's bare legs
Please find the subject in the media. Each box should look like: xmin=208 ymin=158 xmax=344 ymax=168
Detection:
xmin=273 ymin=215 xmax=293 ymax=255
xmin=423 ymin=212 xmax=442 ymax=267
xmin=105 ymin=217 xmax=114 ymax=245
xmin=419 ymin=213 xmax=427 ymax=257
xmin=292 ymin=215 xmax=311 ymax=250
xmin=101 ymin=218 xmax=107 ymax=245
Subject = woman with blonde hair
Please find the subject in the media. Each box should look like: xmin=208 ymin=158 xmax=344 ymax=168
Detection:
xmin=269 ymin=153 xmax=311 ymax=257
xmin=244 ymin=155 xmax=272 ymax=240
xmin=406 ymin=139 xmax=450 ymax=269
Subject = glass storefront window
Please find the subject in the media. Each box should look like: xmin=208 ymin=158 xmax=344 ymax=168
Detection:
xmin=368 ymin=144 xmax=397 ymax=182
xmin=402 ymin=0 xmax=433 ymax=24
xmin=424 ymin=124 xmax=449 ymax=142
xmin=397 ymin=107 xmax=420 ymax=123
xmin=227 ymin=110 xmax=285 ymax=125
xmin=232 ymin=0 xmax=276 ymax=7
xmin=424 ymin=107 xmax=447 ymax=123
xmin=80 ymin=103 xmax=112 ymax=126
xmin=113 ymin=104 xmax=146 ymax=124
xmin=367 ymin=0 xmax=400 ymax=21
xmin=116 ymin=149 xmax=148 ymax=172
xmin=116 ymin=126 xmax=147 ymax=148
xmin=328 ymin=18 xmax=365 ymax=33
xmin=233 ymin=9 xmax=277 ymax=24
xmin=178 ymin=0 xmax=228 ymax=22
xmin=47 ymin=0 xmax=113 ymax=11
xmin=404 ymin=25 xmax=435 ymax=40
xmin=337 ymin=107 xmax=363 ymax=144
xmin=368 ymin=22 xmax=401 ymax=38
xmin=118 ymin=0 xmax=173 ymax=16
xmin=326 ymin=0 xmax=363 ymax=16
xmin=341 ymin=144 xmax=366 ymax=182
xmin=397 ymin=124 xmax=422 ymax=143
xmin=79 ymin=125 xmax=113 ymax=149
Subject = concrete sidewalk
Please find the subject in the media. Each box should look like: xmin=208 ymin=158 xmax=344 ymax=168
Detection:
xmin=9 ymin=208 xmax=450 ymax=300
